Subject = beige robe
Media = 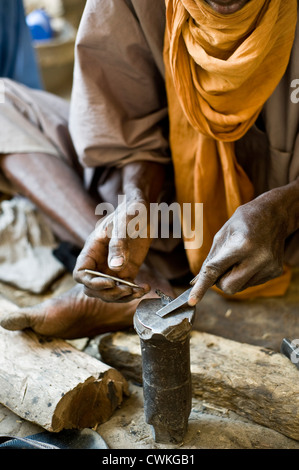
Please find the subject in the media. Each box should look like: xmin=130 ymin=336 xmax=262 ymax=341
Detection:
xmin=0 ymin=0 xmax=299 ymax=268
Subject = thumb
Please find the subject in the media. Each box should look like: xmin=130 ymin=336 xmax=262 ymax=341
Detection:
xmin=108 ymin=237 xmax=128 ymax=271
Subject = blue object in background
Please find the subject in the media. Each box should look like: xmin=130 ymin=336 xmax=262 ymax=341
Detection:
xmin=0 ymin=0 xmax=42 ymax=89
xmin=26 ymin=9 xmax=54 ymax=42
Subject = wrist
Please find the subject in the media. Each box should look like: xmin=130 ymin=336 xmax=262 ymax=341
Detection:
xmin=123 ymin=186 xmax=148 ymax=205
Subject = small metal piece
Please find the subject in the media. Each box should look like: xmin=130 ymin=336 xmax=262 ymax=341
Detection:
xmin=134 ymin=298 xmax=195 ymax=444
xmin=155 ymin=287 xmax=193 ymax=317
xmin=280 ymin=338 xmax=299 ymax=370
xmin=84 ymin=269 xmax=139 ymax=288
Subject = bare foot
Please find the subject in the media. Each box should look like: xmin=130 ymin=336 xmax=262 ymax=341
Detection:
xmin=0 ymin=269 xmax=174 ymax=339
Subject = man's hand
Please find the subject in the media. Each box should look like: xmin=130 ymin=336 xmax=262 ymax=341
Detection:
xmin=188 ymin=181 xmax=299 ymax=306
xmin=73 ymin=197 xmax=152 ymax=302
xmin=74 ymin=160 xmax=166 ymax=303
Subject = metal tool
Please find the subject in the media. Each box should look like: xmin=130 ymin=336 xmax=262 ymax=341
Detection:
xmin=84 ymin=269 xmax=139 ymax=288
xmin=134 ymin=296 xmax=195 ymax=444
xmin=155 ymin=287 xmax=193 ymax=317
xmin=280 ymin=338 xmax=299 ymax=370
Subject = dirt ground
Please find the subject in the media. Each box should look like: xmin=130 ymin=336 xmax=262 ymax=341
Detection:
xmin=1 ymin=270 xmax=299 ymax=450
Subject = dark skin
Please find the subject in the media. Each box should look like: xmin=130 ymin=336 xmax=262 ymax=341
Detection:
xmin=73 ymin=165 xmax=299 ymax=309
xmin=0 ymin=0 xmax=297 ymax=339
xmin=75 ymin=0 xmax=297 ymax=308
xmin=73 ymin=0 xmax=254 ymax=304
xmin=73 ymin=161 xmax=165 ymax=303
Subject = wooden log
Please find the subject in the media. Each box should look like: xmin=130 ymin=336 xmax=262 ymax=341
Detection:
xmin=0 ymin=298 xmax=129 ymax=432
xmin=98 ymin=330 xmax=299 ymax=441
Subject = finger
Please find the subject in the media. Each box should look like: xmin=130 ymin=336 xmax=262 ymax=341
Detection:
xmin=74 ymin=268 xmax=115 ymax=289
xmin=73 ymin=249 xmax=107 ymax=284
xmin=188 ymin=253 xmax=240 ymax=305
xmin=216 ymin=253 xmax=282 ymax=294
xmin=73 ymin=226 xmax=111 ymax=276
xmin=109 ymin=284 xmax=151 ymax=303
xmin=107 ymin=290 xmax=148 ymax=303
xmin=108 ymin=237 xmax=128 ymax=271
xmin=133 ymin=282 xmax=151 ymax=295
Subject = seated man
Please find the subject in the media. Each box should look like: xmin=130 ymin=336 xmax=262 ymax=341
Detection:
xmin=0 ymin=0 xmax=298 ymax=339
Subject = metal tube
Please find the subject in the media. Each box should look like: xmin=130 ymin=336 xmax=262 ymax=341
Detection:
xmin=134 ymin=297 xmax=195 ymax=444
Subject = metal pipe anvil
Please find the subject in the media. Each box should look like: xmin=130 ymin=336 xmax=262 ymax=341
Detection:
xmin=133 ymin=296 xmax=195 ymax=444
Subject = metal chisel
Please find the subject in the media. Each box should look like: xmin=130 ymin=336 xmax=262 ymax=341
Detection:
xmin=155 ymin=287 xmax=193 ymax=317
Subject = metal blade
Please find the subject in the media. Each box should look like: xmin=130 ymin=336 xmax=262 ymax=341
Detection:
xmin=155 ymin=287 xmax=193 ymax=317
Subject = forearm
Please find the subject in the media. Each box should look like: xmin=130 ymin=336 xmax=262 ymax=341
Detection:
xmin=122 ymin=161 xmax=165 ymax=203
xmin=0 ymin=153 xmax=98 ymax=246
xmin=74 ymin=161 xmax=161 ymax=300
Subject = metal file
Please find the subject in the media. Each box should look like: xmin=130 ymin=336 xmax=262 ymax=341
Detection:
xmin=155 ymin=287 xmax=193 ymax=317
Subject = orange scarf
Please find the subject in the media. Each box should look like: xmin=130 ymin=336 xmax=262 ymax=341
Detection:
xmin=164 ymin=0 xmax=297 ymax=298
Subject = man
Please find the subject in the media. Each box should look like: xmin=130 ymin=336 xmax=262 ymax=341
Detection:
xmin=0 ymin=0 xmax=42 ymax=88
xmin=0 ymin=0 xmax=298 ymax=339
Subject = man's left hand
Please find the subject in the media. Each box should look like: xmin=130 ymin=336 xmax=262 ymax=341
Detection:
xmin=188 ymin=185 xmax=297 ymax=305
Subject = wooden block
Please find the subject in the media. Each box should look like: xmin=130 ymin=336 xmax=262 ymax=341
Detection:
xmin=190 ymin=331 xmax=299 ymax=441
xmin=0 ymin=298 xmax=129 ymax=432
xmin=98 ymin=330 xmax=299 ymax=441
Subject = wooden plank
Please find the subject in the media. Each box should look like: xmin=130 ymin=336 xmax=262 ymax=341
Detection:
xmin=0 ymin=298 xmax=129 ymax=432
xmin=99 ymin=329 xmax=299 ymax=441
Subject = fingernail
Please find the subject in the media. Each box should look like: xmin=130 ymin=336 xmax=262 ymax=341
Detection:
xmin=110 ymin=256 xmax=124 ymax=267
xmin=188 ymin=295 xmax=198 ymax=307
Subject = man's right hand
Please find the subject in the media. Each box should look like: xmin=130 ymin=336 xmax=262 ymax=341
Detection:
xmin=73 ymin=197 xmax=152 ymax=302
